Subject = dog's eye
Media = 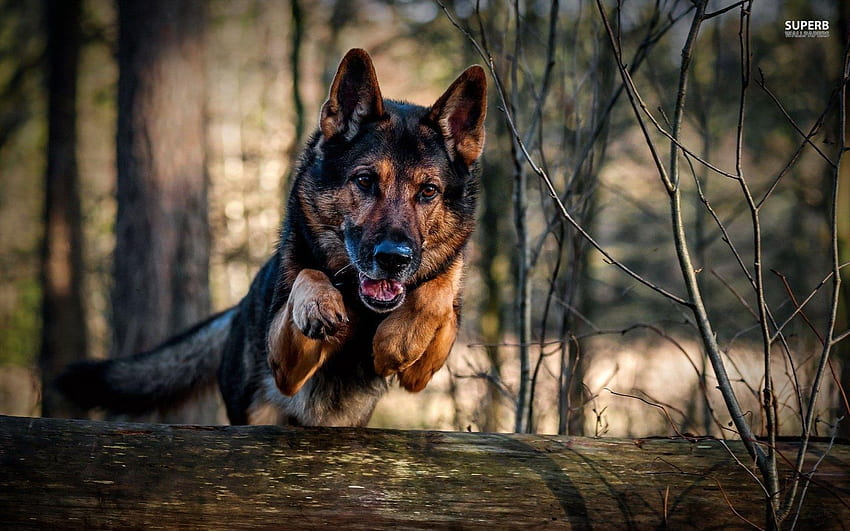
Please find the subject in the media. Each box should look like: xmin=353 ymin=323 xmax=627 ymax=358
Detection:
xmin=420 ymin=184 xmax=440 ymax=201
xmin=354 ymin=174 xmax=375 ymax=192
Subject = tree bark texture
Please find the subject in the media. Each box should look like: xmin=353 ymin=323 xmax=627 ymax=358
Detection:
xmin=113 ymin=0 xmax=212 ymax=423
xmin=39 ymin=0 xmax=87 ymax=419
xmin=0 ymin=415 xmax=847 ymax=529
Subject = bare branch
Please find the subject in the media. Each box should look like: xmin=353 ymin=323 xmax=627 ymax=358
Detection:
xmin=606 ymin=50 xmax=740 ymax=181
xmin=756 ymin=69 xmax=836 ymax=169
xmin=685 ymin=148 xmax=754 ymax=285
xmin=833 ymin=328 xmax=850 ymax=346
xmin=755 ymin=75 xmax=841 ymax=208
xmin=790 ymin=419 xmax=842 ymax=530
xmin=439 ymin=1 xmax=691 ymax=307
xmin=705 ymin=1 xmax=748 ymax=20
xmin=779 ymin=41 xmax=850 ymax=523
xmin=711 ymin=269 xmax=757 ymax=319
xmin=598 ymin=0 xmax=766 ymax=459
xmin=770 ymin=264 xmax=849 ymax=343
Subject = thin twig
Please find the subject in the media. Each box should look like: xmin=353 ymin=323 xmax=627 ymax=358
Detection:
xmin=585 ymin=321 xmax=727 ymax=434
xmin=711 ymin=269 xmax=757 ymax=319
xmin=716 ymin=478 xmax=766 ymax=530
xmin=718 ymin=439 xmax=770 ymax=497
xmin=769 ymin=265 xmax=849 ymax=342
xmin=764 ymin=270 xmax=810 ymax=421
xmin=604 ymin=387 xmax=688 ymax=439
xmin=705 ymin=0 xmax=748 ymax=19
xmin=756 ymin=69 xmax=835 ymax=169
xmin=685 ymin=154 xmax=754 ymax=287
xmin=790 ymin=418 xmax=842 ymax=530
xmin=755 ymin=76 xmax=841 ymax=208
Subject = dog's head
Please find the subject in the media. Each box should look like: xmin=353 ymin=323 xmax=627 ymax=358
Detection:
xmin=301 ymin=49 xmax=487 ymax=313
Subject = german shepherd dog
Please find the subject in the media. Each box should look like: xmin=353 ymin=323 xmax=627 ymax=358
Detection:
xmin=57 ymin=49 xmax=487 ymax=427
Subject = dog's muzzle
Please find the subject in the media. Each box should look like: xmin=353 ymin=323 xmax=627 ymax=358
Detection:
xmin=355 ymin=237 xmax=418 ymax=313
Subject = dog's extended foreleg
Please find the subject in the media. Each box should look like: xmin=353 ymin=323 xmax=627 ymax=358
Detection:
xmin=267 ymin=269 xmax=349 ymax=396
xmin=397 ymin=310 xmax=458 ymax=392
xmin=372 ymin=259 xmax=462 ymax=391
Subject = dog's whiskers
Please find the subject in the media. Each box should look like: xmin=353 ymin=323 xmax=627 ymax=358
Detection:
xmin=334 ymin=263 xmax=355 ymax=277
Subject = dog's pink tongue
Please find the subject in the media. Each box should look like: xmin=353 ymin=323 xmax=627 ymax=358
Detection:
xmin=360 ymin=278 xmax=404 ymax=302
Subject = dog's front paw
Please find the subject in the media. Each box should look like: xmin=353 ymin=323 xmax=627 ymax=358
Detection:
xmin=372 ymin=259 xmax=463 ymax=389
xmin=290 ymin=269 xmax=348 ymax=340
xmin=292 ymin=289 xmax=348 ymax=339
xmin=398 ymin=317 xmax=457 ymax=392
xmin=373 ymin=304 xmax=458 ymax=391
xmin=372 ymin=309 xmax=441 ymax=376
xmin=266 ymin=268 xmax=351 ymax=396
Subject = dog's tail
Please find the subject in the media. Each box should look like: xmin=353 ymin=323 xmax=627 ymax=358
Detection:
xmin=56 ymin=308 xmax=238 ymax=415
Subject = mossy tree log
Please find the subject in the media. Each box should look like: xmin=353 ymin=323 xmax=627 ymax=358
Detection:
xmin=0 ymin=415 xmax=848 ymax=528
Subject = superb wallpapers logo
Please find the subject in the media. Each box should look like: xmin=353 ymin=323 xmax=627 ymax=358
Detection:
xmin=784 ymin=20 xmax=830 ymax=39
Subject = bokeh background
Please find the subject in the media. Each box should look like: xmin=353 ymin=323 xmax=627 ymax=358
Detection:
xmin=1 ymin=0 xmax=847 ymax=438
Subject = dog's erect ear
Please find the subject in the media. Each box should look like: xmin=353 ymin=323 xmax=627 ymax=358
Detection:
xmin=320 ymin=49 xmax=384 ymax=141
xmin=427 ymin=65 xmax=487 ymax=166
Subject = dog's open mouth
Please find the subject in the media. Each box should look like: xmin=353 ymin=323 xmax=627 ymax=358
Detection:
xmin=358 ymin=273 xmax=405 ymax=312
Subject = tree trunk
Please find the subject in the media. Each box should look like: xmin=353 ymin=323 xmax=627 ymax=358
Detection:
xmin=1 ymin=415 xmax=847 ymax=529
xmin=289 ymin=0 xmax=305 ymax=147
xmin=39 ymin=0 xmax=87 ymax=419
xmin=478 ymin=121 xmax=511 ymax=433
xmin=113 ymin=0 xmax=213 ymax=422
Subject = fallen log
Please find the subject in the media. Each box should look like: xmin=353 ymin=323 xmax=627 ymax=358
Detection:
xmin=0 ymin=415 xmax=847 ymax=528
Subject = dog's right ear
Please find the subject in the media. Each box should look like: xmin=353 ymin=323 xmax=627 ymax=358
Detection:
xmin=320 ymin=49 xmax=385 ymax=141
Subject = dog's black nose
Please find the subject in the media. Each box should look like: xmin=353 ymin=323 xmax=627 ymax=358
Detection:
xmin=374 ymin=240 xmax=413 ymax=273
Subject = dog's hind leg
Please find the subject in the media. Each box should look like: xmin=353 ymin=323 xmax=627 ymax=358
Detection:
xmin=267 ymin=269 xmax=349 ymax=396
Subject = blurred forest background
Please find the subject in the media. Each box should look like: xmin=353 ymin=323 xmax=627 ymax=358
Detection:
xmin=0 ymin=0 xmax=848 ymax=438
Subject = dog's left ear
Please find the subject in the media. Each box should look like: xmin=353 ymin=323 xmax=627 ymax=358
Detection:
xmin=427 ymin=65 xmax=488 ymax=166
xmin=321 ymin=48 xmax=385 ymax=141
